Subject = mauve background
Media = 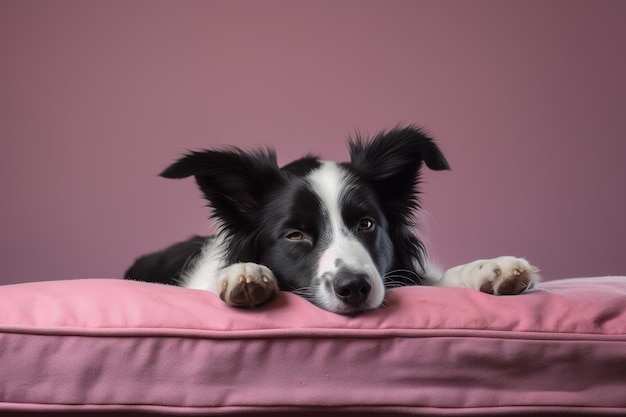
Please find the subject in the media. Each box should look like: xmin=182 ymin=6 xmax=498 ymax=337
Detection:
xmin=1 ymin=0 xmax=625 ymax=285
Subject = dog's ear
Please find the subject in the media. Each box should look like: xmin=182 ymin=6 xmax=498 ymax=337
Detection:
xmin=160 ymin=147 xmax=283 ymax=227
xmin=348 ymin=125 xmax=450 ymax=178
xmin=348 ymin=125 xmax=450 ymax=271
xmin=348 ymin=124 xmax=450 ymax=215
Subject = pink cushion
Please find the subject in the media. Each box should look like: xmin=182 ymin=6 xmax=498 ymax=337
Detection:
xmin=1 ymin=277 xmax=626 ymax=415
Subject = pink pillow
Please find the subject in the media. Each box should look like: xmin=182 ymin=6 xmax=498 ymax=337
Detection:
xmin=1 ymin=277 xmax=625 ymax=415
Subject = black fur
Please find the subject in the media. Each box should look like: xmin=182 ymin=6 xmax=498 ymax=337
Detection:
xmin=126 ymin=125 xmax=450 ymax=296
xmin=346 ymin=126 xmax=450 ymax=277
xmin=125 ymin=235 xmax=205 ymax=285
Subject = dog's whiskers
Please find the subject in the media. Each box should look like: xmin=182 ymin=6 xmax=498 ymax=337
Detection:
xmin=290 ymin=286 xmax=315 ymax=298
xmin=377 ymin=297 xmax=391 ymax=310
xmin=383 ymin=269 xmax=424 ymax=288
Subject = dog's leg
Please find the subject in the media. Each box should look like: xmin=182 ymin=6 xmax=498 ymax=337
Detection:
xmin=187 ymin=261 xmax=279 ymax=308
xmin=182 ymin=237 xmax=279 ymax=308
xmin=432 ymin=256 xmax=539 ymax=295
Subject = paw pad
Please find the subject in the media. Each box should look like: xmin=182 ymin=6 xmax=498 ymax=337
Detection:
xmin=476 ymin=257 xmax=538 ymax=296
xmin=219 ymin=264 xmax=279 ymax=308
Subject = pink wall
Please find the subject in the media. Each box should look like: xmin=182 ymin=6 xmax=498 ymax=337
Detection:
xmin=1 ymin=0 xmax=625 ymax=285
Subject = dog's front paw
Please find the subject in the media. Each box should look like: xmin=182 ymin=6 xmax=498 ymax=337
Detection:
xmin=471 ymin=256 xmax=539 ymax=295
xmin=218 ymin=263 xmax=279 ymax=308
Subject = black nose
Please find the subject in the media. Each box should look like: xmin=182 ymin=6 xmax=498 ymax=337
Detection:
xmin=333 ymin=271 xmax=372 ymax=306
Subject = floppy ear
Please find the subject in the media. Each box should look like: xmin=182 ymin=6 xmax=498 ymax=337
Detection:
xmin=160 ymin=147 xmax=283 ymax=229
xmin=348 ymin=125 xmax=450 ymax=218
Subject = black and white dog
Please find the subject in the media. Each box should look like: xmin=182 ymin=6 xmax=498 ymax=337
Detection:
xmin=126 ymin=126 xmax=538 ymax=314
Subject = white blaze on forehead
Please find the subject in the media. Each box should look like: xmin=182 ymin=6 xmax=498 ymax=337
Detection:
xmin=307 ymin=161 xmax=385 ymax=311
xmin=307 ymin=161 xmax=348 ymax=241
xmin=307 ymin=162 xmax=373 ymax=273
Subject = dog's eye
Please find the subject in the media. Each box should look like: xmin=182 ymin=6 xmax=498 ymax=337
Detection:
xmin=285 ymin=230 xmax=309 ymax=242
xmin=357 ymin=218 xmax=375 ymax=232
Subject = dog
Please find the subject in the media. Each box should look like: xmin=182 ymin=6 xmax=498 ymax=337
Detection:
xmin=126 ymin=125 xmax=538 ymax=314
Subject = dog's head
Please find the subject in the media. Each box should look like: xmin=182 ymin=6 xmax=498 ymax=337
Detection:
xmin=161 ymin=126 xmax=449 ymax=314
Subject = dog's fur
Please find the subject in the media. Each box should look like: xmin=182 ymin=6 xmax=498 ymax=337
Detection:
xmin=126 ymin=126 xmax=537 ymax=314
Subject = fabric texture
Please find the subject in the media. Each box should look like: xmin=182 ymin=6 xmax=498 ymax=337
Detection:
xmin=1 ymin=277 xmax=625 ymax=415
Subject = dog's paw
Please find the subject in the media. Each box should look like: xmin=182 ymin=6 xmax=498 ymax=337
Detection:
xmin=218 ymin=263 xmax=279 ymax=308
xmin=471 ymin=256 xmax=539 ymax=295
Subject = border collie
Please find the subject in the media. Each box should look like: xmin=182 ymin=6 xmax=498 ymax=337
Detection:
xmin=126 ymin=126 xmax=538 ymax=314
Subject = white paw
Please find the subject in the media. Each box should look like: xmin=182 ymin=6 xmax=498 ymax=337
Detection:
xmin=218 ymin=263 xmax=279 ymax=307
xmin=467 ymin=256 xmax=539 ymax=295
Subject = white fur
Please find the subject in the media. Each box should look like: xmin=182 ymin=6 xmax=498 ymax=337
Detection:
xmin=182 ymin=234 xmax=228 ymax=293
xmin=307 ymin=162 xmax=386 ymax=312
xmin=433 ymin=256 xmax=539 ymax=294
xmin=182 ymin=234 xmax=279 ymax=306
